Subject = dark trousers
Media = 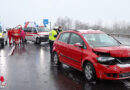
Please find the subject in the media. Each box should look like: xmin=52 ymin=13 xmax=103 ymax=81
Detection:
xmin=49 ymin=40 xmax=54 ymax=57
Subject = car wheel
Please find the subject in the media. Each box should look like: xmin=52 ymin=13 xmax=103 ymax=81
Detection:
xmin=84 ymin=62 xmax=96 ymax=81
xmin=5 ymin=41 xmax=7 ymax=45
xmin=1 ymin=42 xmax=4 ymax=47
xmin=53 ymin=52 xmax=61 ymax=65
xmin=36 ymin=38 xmax=41 ymax=44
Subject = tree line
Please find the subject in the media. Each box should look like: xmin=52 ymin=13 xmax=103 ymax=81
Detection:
xmin=54 ymin=17 xmax=130 ymax=35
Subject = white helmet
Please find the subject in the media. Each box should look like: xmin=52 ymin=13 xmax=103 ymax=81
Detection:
xmin=53 ymin=26 xmax=58 ymax=30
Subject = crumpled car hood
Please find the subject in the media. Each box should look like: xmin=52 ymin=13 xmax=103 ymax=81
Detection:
xmin=93 ymin=45 xmax=130 ymax=57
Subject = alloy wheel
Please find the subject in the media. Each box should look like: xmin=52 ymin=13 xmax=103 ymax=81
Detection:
xmin=84 ymin=62 xmax=96 ymax=81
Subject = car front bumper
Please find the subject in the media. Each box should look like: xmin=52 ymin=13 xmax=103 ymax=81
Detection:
xmin=95 ymin=63 xmax=130 ymax=80
xmin=39 ymin=35 xmax=49 ymax=42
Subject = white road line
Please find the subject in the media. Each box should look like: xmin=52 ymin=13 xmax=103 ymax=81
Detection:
xmin=8 ymin=46 xmax=15 ymax=56
xmin=120 ymin=80 xmax=130 ymax=88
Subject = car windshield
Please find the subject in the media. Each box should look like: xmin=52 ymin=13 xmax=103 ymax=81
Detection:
xmin=83 ymin=33 xmax=121 ymax=48
xmin=37 ymin=27 xmax=50 ymax=32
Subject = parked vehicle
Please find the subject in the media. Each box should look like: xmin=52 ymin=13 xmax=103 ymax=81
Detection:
xmin=0 ymin=27 xmax=7 ymax=46
xmin=24 ymin=26 xmax=50 ymax=44
xmin=53 ymin=29 xmax=130 ymax=81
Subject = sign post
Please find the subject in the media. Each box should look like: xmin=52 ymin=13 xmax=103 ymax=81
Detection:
xmin=43 ymin=19 xmax=51 ymax=30
xmin=43 ymin=19 xmax=48 ymax=27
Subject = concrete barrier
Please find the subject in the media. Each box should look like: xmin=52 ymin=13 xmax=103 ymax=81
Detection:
xmin=108 ymin=34 xmax=130 ymax=38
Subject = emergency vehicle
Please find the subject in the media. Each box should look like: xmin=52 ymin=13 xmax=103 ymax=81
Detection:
xmin=0 ymin=27 xmax=7 ymax=46
xmin=24 ymin=26 xmax=50 ymax=44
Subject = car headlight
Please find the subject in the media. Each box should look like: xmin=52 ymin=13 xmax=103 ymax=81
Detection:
xmin=0 ymin=35 xmax=2 ymax=38
xmin=97 ymin=56 xmax=116 ymax=65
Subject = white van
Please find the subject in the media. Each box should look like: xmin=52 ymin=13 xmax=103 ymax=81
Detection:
xmin=24 ymin=26 xmax=50 ymax=44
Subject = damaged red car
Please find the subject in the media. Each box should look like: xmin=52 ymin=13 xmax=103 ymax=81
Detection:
xmin=53 ymin=29 xmax=130 ymax=81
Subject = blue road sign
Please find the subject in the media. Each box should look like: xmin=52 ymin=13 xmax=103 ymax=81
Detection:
xmin=43 ymin=19 xmax=49 ymax=25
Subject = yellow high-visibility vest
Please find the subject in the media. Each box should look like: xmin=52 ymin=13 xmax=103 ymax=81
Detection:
xmin=49 ymin=30 xmax=57 ymax=41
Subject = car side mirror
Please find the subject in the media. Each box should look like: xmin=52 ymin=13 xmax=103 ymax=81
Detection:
xmin=74 ymin=43 xmax=83 ymax=48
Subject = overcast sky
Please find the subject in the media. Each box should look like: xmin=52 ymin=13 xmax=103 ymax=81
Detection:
xmin=0 ymin=0 xmax=130 ymax=28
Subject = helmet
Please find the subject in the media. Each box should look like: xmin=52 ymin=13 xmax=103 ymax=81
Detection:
xmin=53 ymin=26 xmax=58 ymax=30
xmin=17 ymin=25 xmax=22 ymax=29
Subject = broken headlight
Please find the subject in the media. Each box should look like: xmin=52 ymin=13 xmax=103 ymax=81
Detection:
xmin=97 ymin=56 xmax=116 ymax=65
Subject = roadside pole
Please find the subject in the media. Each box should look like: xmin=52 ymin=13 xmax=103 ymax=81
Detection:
xmin=49 ymin=22 xmax=51 ymax=31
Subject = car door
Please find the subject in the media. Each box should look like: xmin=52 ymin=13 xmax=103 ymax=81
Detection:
xmin=67 ymin=33 xmax=85 ymax=69
xmin=25 ymin=27 xmax=33 ymax=41
xmin=31 ymin=27 xmax=37 ymax=41
xmin=57 ymin=32 xmax=71 ymax=63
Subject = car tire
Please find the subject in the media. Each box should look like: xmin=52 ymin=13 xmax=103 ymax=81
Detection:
xmin=5 ymin=41 xmax=7 ymax=45
xmin=84 ymin=62 xmax=96 ymax=81
xmin=1 ymin=42 xmax=4 ymax=47
xmin=36 ymin=38 xmax=41 ymax=44
xmin=53 ymin=52 xmax=61 ymax=65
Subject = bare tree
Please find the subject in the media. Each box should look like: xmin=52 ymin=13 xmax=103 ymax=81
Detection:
xmin=54 ymin=17 xmax=130 ymax=35
xmin=75 ymin=20 xmax=89 ymax=30
xmin=54 ymin=17 xmax=73 ymax=30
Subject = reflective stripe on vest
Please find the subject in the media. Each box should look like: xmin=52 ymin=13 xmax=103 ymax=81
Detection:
xmin=49 ymin=30 xmax=57 ymax=41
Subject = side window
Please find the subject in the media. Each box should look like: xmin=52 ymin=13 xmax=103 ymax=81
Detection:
xmin=58 ymin=33 xmax=70 ymax=43
xmin=24 ymin=27 xmax=32 ymax=32
xmin=69 ymin=33 xmax=83 ymax=45
xmin=28 ymin=27 xmax=32 ymax=32
xmin=32 ymin=28 xmax=37 ymax=33
xmin=24 ymin=28 xmax=28 ymax=32
xmin=58 ymin=34 xmax=63 ymax=41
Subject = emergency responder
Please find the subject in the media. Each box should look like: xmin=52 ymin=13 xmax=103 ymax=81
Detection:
xmin=58 ymin=26 xmax=63 ymax=33
xmin=20 ymin=28 xmax=25 ymax=44
xmin=8 ymin=28 xmax=12 ymax=45
xmin=49 ymin=26 xmax=59 ymax=60
xmin=13 ymin=26 xmax=21 ymax=45
xmin=11 ymin=28 xmax=15 ymax=44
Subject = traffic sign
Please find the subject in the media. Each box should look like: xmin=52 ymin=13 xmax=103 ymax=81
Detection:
xmin=43 ymin=19 xmax=49 ymax=25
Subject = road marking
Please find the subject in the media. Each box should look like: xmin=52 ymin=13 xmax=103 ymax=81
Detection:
xmin=8 ymin=46 xmax=15 ymax=56
xmin=120 ymin=80 xmax=130 ymax=88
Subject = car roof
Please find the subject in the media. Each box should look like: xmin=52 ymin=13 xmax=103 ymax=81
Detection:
xmin=64 ymin=29 xmax=105 ymax=34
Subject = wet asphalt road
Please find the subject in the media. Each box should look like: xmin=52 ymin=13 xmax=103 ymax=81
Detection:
xmin=0 ymin=37 xmax=130 ymax=90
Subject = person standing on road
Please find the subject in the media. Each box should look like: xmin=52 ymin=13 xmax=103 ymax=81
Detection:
xmin=58 ymin=26 xmax=63 ymax=33
xmin=20 ymin=28 xmax=25 ymax=44
xmin=49 ymin=26 xmax=59 ymax=60
xmin=8 ymin=28 xmax=12 ymax=45
xmin=11 ymin=28 xmax=15 ymax=44
xmin=13 ymin=25 xmax=21 ymax=45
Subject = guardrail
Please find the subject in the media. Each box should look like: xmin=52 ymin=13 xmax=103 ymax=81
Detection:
xmin=108 ymin=34 xmax=130 ymax=38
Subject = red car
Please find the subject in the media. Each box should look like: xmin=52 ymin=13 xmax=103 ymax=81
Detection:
xmin=53 ymin=29 xmax=130 ymax=81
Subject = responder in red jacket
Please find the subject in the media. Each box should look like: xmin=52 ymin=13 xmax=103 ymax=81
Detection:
xmin=20 ymin=29 xmax=25 ymax=44
xmin=8 ymin=28 xmax=12 ymax=45
xmin=13 ymin=26 xmax=21 ymax=45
